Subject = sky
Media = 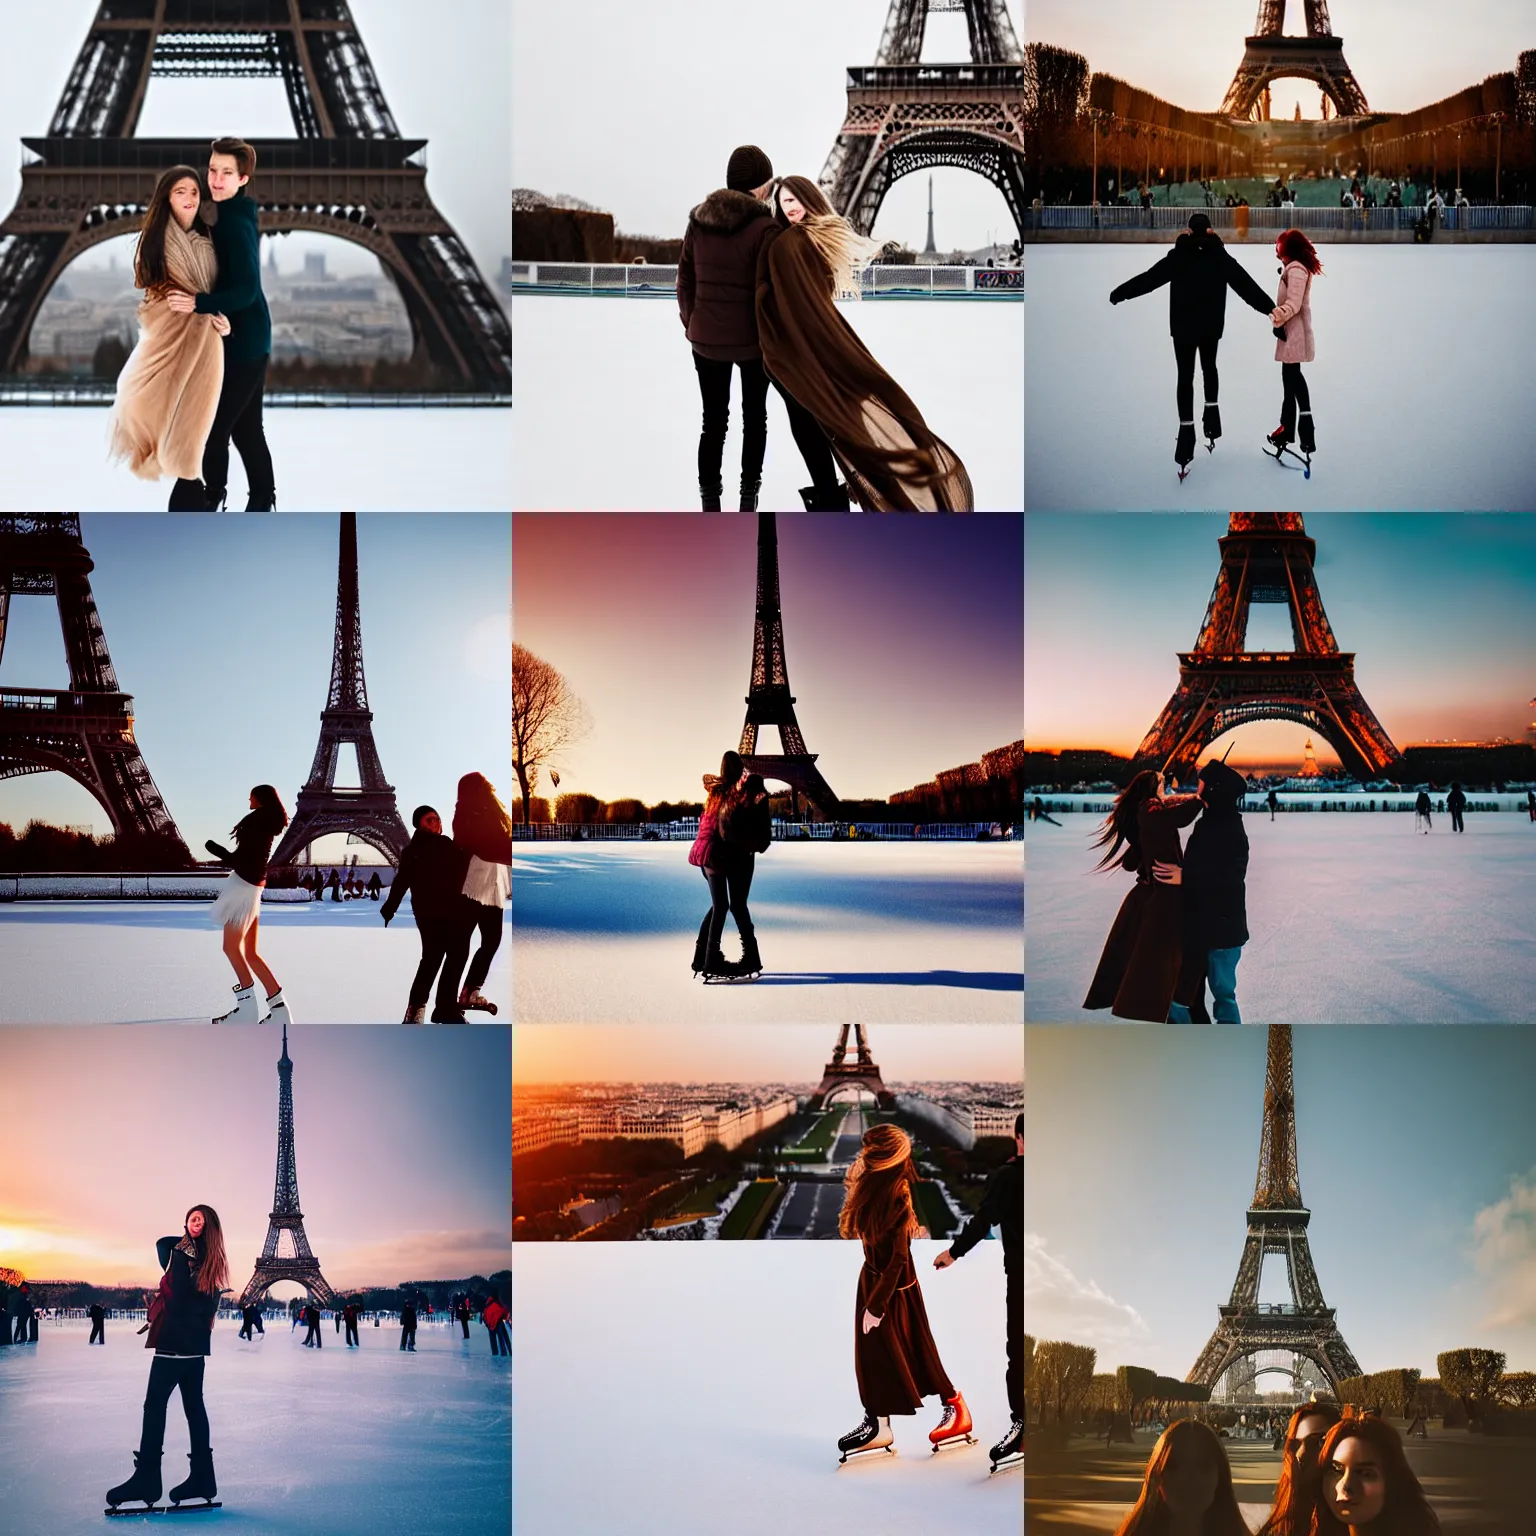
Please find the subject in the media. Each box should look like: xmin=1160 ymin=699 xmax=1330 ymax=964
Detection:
xmin=1025 ymin=513 xmax=1536 ymax=769
xmin=0 ymin=1026 xmax=510 ymax=1289
xmin=511 ymin=513 xmax=1023 ymax=805
xmin=1025 ymin=1025 xmax=1536 ymax=1378
xmin=512 ymin=0 xmax=1024 ymax=251
xmin=1025 ymin=0 xmax=1530 ymax=117
xmin=0 ymin=0 xmax=509 ymax=283
xmin=512 ymin=1022 xmax=1024 ymax=1085
xmin=0 ymin=514 xmax=511 ymax=856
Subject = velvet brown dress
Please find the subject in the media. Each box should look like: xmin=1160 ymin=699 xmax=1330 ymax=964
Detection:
xmin=854 ymin=1220 xmax=956 ymax=1416
xmin=755 ymin=225 xmax=973 ymax=512
xmin=1083 ymin=794 xmax=1203 ymax=1023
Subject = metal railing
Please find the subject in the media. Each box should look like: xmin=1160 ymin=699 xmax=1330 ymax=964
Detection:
xmin=510 ymin=262 xmax=1023 ymax=297
xmin=513 ymin=820 xmax=1022 ymax=842
xmin=0 ymin=380 xmax=509 ymax=408
xmin=1031 ymin=205 xmax=1533 ymax=233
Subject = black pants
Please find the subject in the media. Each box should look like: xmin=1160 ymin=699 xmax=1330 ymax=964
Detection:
xmin=1172 ymin=335 xmax=1220 ymax=422
xmin=303 ymin=1320 xmax=321 ymax=1347
xmin=139 ymin=1356 xmax=209 ymax=1458
xmin=202 ymin=353 xmax=275 ymax=508
xmin=460 ymin=1317 xmax=470 ymax=1340
xmin=89 ymin=1319 xmax=105 ymax=1344
xmin=1451 ymin=808 xmax=1465 ymax=832
xmin=1005 ymin=1267 xmax=1022 ymax=1417
xmin=345 ymin=1320 xmax=359 ymax=1346
xmin=703 ymin=857 xmax=755 ymax=957
xmin=1280 ymin=361 xmax=1311 ymax=432
xmin=441 ymin=897 xmax=503 ymax=996
xmin=237 ymin=1318 xmax=252 ymax=1341
xmin=400 ymin=1325 xmax=416 ymax=1351
xmin=692 ymin=353 xmax=838 ymax=494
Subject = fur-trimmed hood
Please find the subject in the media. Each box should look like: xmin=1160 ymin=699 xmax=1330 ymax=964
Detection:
xmin=689 ymin=187 xmax=773 ymax=235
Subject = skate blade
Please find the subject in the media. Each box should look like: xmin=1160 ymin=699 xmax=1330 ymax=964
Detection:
xmin=989 ymin=1452 xmax=1024 ymax=1475
xmin=165 ymin=1503 xmax=223 ymax=1514
xmin=106 ymin=1507 xmax=168 ymax=1516
xmin=838 ymin=1444 xmax=896 ymax=1465
xmin=930 ymin=1433 xmax=979 ymax=1454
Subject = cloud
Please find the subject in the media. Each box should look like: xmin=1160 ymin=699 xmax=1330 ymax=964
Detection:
xmin=1024 ymin=1231 xmax=1150 ymax=1352
xmin=1471 ymin=1168 xmax=1536 ymax=1330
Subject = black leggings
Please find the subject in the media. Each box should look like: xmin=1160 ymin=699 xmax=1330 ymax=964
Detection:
xmin=140 ymin=1356 xmax=209 ymax=1457
xmin=201 ymin=353 xmax=275 ymax=508
xmin=1006 ymin=1267 xmax=1022 ymax=1417
xmin=462 ymin=899 xmax=504 ymax=992
xmin=1172 ymin=335 xmax=1220 ymax=422
xmin=408 ymin=913 xmax=461 ymax=1013
xmin=703 ymin=857 xmax=755 ymax=956
xmin=1281 ymin=361 xmax=1311 ymax=431
xmin=692 ymin=353 xmax=838 ymax=493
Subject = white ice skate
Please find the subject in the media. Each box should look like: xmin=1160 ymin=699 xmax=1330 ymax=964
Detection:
xmin=212 ymin=984 xmax=259 ymax=1025
xmin=263 ymin=989 xmax=291 ymax=1027
xmin=837 ymin=1411 xmax=894 ymax=1464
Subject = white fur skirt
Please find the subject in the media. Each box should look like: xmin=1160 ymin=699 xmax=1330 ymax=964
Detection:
xmin=463 ymin=854 xmax=509 ymax=909
xmin=209 ymin=872 xmax=264 ymax=931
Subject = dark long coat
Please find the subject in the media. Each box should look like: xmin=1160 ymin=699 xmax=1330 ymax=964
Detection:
xmin=1109 ymin=229 xmax=1274 ymax=340
xmin=854 ymin=1221 xmax=955 ymax=1416
xmin=1083 ymin=794 xmax=1203 ymax=1022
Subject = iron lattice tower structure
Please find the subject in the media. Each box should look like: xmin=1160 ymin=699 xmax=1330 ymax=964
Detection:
xmin=1189 ymin=1025 xmax=1361 ymax=1398
xmin=0 ymin=515 xmax=187 ymax=855
xmin=1134 ymin=513 xmax=1398 ymax=781
xmin=0 ymin=0 xmax=510 ymax=390
xmin=810 ymin=1024 xmax=895 ymax=1110
xmin=238 ymin=1020 xmax=338 ymax=1308
xmin=737 ymin=514 xmax=838 ymax=819
xmin=1220 ymin=0 xmax=1369 ymax=121
xmin=819 ymin=0 xmax=1026 ymax=239
xmin=269 ymin=513 xmax=407 ymax=867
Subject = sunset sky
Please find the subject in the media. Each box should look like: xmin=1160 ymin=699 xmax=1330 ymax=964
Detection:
xmin=0 ymin=1027 xmax=510 ymax=1290
xmin=1025 ymin=513 xmax=1535 ymax=770
xmin=512 ymin=515 xmax=1023 ymax=804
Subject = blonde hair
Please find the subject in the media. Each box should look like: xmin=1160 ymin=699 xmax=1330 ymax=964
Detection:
xmin=774 ymin=175 xmax=883 ymax=299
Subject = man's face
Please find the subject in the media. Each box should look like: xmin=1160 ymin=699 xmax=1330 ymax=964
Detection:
xmin=420 ymin=812 xmax=443 ymax=836
xmin=207 ymin=154 xmax=248 ymax=202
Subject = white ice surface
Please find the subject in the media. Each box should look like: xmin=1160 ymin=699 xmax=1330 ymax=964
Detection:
xmin=0 ymin=1317 xmax=509 ymax=1536
xmin=512 ymin=841 xmax=1024 ymax=1024
xmin=511 ymin=296 xmax=1024 ymax=510
xmin=0 ymin=408 xmax=510 ymax=511
xmin=512 ymin=1241 xmax=1020 ymax=1536
xmin=1025 ymin=814 xmax=1536 ymax=1024
xmin=1025 ymin=244 xmax=1536 ymax=511
xmin=0 ymin=901 xmax=507 ymax=1024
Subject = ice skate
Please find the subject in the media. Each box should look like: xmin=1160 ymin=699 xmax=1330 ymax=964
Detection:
xmin=837 ymin=1411 xmax=894 ymax=1464
xmin=168 ymin=1449 xmax=220 ymax=1510
xmin=458 ymin=986 xmax=498 ymax=1015
xmin=1297 ymin=410 xmax=1316 ymax=454
xmin=1175 ymin=420 xmax=1197 ymax=481
xmin=989 ymin=1415 xmax=1024 ymax=1473
xmin=402 ymin=1005 xmax=427 ymax=1024
xmin=732 ymin=933 xmax=763 ymax=981
xmin=263 ymin=988 xmax=291 ymax=1026
xmin=106 ymin=1451 xmax=162 ymax=1512
xmin=929 ymin=1391 xmax=977 ymax=1453
xmin=1266 ymin=420 xmax=1312 ymax=479
xmin=700 ymin=945 xmax=743 ymax=983
xmin=212 ymin=984 xmax=259 ymax=1025
xmin=1202 ymin=402 xmax=1221 ymax=452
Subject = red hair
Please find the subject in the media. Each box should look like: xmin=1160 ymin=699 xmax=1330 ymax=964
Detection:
xmin=1257 ymin=1403 xmax=1341 ymax=1536
xmin=1114 ymin=1420 xmax=1250 ymax=1536
xmin=1277 ymin=228 xmax=1323 ymax=275
xmin=1307 ymin=1416 xmax=1441 ymax=1536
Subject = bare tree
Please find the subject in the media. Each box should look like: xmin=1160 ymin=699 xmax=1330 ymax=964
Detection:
xmin=511 ymin=644 xmax=590 ymax=825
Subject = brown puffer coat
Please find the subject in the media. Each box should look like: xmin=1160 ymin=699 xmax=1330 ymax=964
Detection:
xmin=676 ymin=188 xmax=778 ymax=361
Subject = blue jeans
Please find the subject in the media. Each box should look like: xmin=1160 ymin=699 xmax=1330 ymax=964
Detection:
xmin=1167 ymin=945 xmax=1244 ymax=1024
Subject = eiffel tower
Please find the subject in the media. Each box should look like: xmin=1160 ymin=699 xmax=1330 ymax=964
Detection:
xmin=269 ymin=513 xmax=407 ymax=867
xmin=819 ymin=0 xmax=1026 ymax=238
xmin=1189 ymin=1025 xmax=1361 ymax=1398
xmin=0 ymin=1 xmax=510 ymax=390
xmin=1220 ymin=0 xmax=1370 ymax=121
xmin=0 ymin=515 xmax=188 ymax=858
xmin=810 ymin=1024 xmax=895 ymax=1110
xmin=1134 ymin=513 xmax=1398 ymax=781
xmin=737 ymin=514 xmax=838 ymax=820
xmin=238 ymin=1019 xmax=337 ymax=1308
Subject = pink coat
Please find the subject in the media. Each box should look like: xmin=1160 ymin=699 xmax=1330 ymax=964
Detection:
xmin=1272 ymin=260 xmax=1315 ymax=364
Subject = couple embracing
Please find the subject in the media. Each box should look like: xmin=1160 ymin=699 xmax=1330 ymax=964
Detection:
xmin=108 ymin=137 xmax=275 ymax=510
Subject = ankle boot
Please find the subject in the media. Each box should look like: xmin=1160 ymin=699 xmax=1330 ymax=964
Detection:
xmin=246 ymin=487 xmax=276 ymax=512
xmin=700 ymin=476 xmax=723 ymax=512
xmin=739 ymin=475 xmax=761 ymax=512
xmin=107 ymin=1451 xmax=162 ymax=1509
xmin=169 ymin=1448 xmax=216 ymax=1506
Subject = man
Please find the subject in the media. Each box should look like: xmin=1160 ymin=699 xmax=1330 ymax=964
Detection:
xmin=676 ymin=145 xmax=844 ymax=511
xmin=166 ymin=137 xmax=275 ymax=510
xmin=343 ymin=1301 xmax=360 ymax=1348
xmin=399 ymin=1301 xmax=417 ymax=1352
xmin=89 ymin=1301 xmax=106 ymax=1345
xmin=1447 ymin=780 xmax=1466 ymax=834
xmin=1110 ymin=212 xmax=1276 ymax=472
xmin=381 ymin=804 xmax=472 ymax=1024
xmin=932 ymin=1113 xmax=1023 ymax=1471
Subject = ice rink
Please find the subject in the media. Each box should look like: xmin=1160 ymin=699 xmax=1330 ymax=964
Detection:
xmin=0 ymin=1315 xmax=509 ymax=1536
xmin=1025 ymin=814 xmax=1536 ymax=1024
xmin=0 ymin=407 xmax=510 ymax=511
xmin=0 ymin=901 xmax=507 ymax=1024
xmin=512 ymin=841 xmax=1024 ymax=1024
xmin=511 ymin=296 xmax=1024 ymax=510
xmin=513 ymin=1241 xmax=1019 ymax=1536
xmin=1025 ymin=244 xmax=1536 ymax=511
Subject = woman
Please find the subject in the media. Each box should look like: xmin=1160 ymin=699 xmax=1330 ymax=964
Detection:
xmin=444 ymin=773 xmax=511 ymax=1021
xmin=105 ymin=1205 xmax=228 ymax=1513
xmin=835 ymin=1124 xmax=971 ymax=1462
xmin=1310 ymin=1415 xmax=1441 ymax=1535
xmin=206 ymin=784 xmax=290 ymax=1025
xmin=1258 ymin=1404 xmax=1342 ymax=1536
xmin=717 ymin=772 xmax=773 ymax=979
xmin=1114 ymin=1419 xmax=1249 ymax=1536
xmin=688 ymin=751 xmax=747 ymax=980
xmin=1267 ymin=229 xmax=1322 ymax=459
xmin=1084 ymin=770 xmax=1204 ymax=1022
xmin=108 ymin=166 xmax=231 ymax=510
xmin=755 ymin=175 xmax=973 ymax=512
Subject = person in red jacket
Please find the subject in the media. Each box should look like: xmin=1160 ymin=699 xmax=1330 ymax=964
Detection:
xmin=481 ymin=1295 xmax=510 ymax=1356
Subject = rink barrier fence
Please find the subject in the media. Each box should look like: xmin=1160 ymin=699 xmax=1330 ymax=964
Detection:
xmin=512 ymin=820 xmax=1022 ymax=841
xmin=1030 ymin=205 xmax=1533 ymax=233
xmin=0 ymin=872 xmax=392 ymax=901
xmin=510 ymin=262 xmax=1024 ymax=298
xmin=0 ymin=383 xmax=510 ymax=408
xmin=1026 ymin=794 xmax=1530 ymax=815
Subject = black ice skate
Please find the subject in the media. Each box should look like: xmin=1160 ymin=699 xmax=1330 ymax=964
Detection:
xmin=1297 ymin=410 xmax=1316 ymax=454
xmin=989 ymin=1416 xmax=1025 ymax=1474
xmin=105 ymin=1451 xmax=163 ymax=1514
xmin=837 ymin=1411 xmax=895 ymax=1464
xmin=167 ymin=1449 xmax=221 ymax=1513
xmin=1202 ymin=402 xmax=1221 ymax=452
xmin=1265 ymin=420 xmax=1312 ymax=479
xmin=1175 ymin=420 xmax=1197 ymax=481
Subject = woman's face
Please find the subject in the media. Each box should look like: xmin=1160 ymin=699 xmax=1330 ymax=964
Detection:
xmin=186 ymin=1209 xmax=206 ymax=1238
xmin=169 ymin=177 xmax=202 ymax=231
xmin=1290 ymin=1414 xmax=1333 ymax=1472
xmin=1159 ymin=1442 xmax=1218 ymax=1517
xmin=1324 ymin=1436 xmax=1387 ymax=1526
xmin=779 ymin=188 xmax=806 ymax=224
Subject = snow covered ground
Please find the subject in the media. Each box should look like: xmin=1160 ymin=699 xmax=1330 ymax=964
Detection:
xmin=0 ymin=408 xmax=510 ymax=511
xmin=1026 ymin=814 xmax=1536 ymax=1023
xmin=0 ymin=1316 xmax=509 ymax=1536
xmin=511 ymin=296 xmax=1024 ymax=510
xmin=0 ymin=901 xmax=507 ymax=1024
xmin=513 ymin=1241 xmax=1019 ymax=1536
xmin=512 ymin=842 xmax=1024 ymax=1024
xmin=1025 ymin=244 xmax=1536 ymax=511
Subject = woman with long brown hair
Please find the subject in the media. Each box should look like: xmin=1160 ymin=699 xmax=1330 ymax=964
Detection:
xmin=835 ymin=1124 xmax=972 ymax=1462
xmin=687 ymin=750 xmax=749 ymax=981
xmin=106 ymin=1204 xmax=230 ymax=1512
xmin=442 ymin=772 xmax=512 ymax=1021
xmin=754 ymin=175 xmax=973 ymax=512
xmin=1084 ymin=768 xmax=1204 ymax=1022
xmin=1114 ymin=1419 xmax=1250 ymax=1536
xmin=206 ymin=783 xmax=290 ymax=1025
xmin=1267 ymin=228 xmax=1323 ymax=462
xmin=1309 ymin=1415 xmax=1441 ymax=1536
xmin=1258 ymin=1403 xmax=1342 ymax=1536
xmin=108 ymin=166 xmax=231 ymax=510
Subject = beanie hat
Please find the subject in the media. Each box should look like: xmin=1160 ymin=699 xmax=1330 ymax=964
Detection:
xmin=727 ymin=145 xmax=773 ymax=194
xmin=1188 ymin=212 xmax=1212 ymax=235
xmin=411 ymin=804 xmax=438 ymax=829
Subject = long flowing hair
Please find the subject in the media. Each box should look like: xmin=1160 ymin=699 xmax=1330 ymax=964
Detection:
xmin=134 ymin=166 xmax=210 ymax=291
xmin=1307 ymin=1416 xmax=1441 ymax=1536
xmin=838 ymin=1123 xmax=920 ymax=1242
xmin=707 ymin=751 xmax=745 ymax=808
xmin=456 ymin=772 xmax=513 ymax=836
xmin=1278 ymin=228 xmax=1323 ymax=275
xmin=772 ymin=174 xmax=883 ymax=299
xmin=1092 ymin=769 xmax=1161 ymax=872
xmin=1258 ymin=1404 xmax=1342 ymax=1536
xmin=184 ymin=1205 xmax=229 ymax=1297
xmin=1114 ymin=1420 xmax=1250 ymax=1536
xmin=238 ymin=783 xmax=288 ymax=837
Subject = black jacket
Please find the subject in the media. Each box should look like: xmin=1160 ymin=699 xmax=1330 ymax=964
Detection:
xmin=1110 ymin=230 xmax=1274 ymax=340
xmin=401 ymin=1304 xmax=417 ymax=1329
xmin=153 ymin=1235 xmax=219 ymax=1357
xmin=948 ymin=1156 xmax=1021 ymax=1274
xmin=676 ymin=188 xmax=778 ymax=362
xmin=380 ymin=828 xmax=471 ymax=925
xmin=1182 ymin=762 xmax=1250 ymax=952
xmin=1447 ymin=787 xmax=1466 ymax=812
xmin=720 ymin=796 xmax=772 ymax=855
xmin=194 ymin=189 xmax=271 ymax=364
xmin=206 ymin=805 xmax=286 ymax=885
